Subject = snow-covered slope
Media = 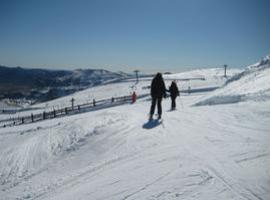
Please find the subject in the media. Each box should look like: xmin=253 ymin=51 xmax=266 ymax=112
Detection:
xmin=0 ymin=101 xmax=15 ymax=110
xmin=1 ymin=95 xmax=270 ymax=200
xmin=1 ymin=66 xmax=269 ymax=200
xmin=0 ymin=99 xmax=25 ymax=110
xmin=164 ymin=68 xmax=242 ymax=92
xmin=164 ymin=67 xmax=240 ymax=80
xmin=195 ymin=55 xmax=270 ymax=106
xmin=30 ymin=68 xmax=240 ymax=110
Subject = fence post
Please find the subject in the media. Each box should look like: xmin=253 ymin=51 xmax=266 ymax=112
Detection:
xmin=111 ymin=97 xmax=114 ymax=103
xmin=53 ymin=110 xmax=56 ymax=118
xmin=43 ymin=111 xmax=46 ymax=120
xmin=78 ymin=105 xmax=80 ymax=111
xmin=65 ymin=107 xmax=68 ymax=114
xmin=93 ymin=99 xmax=96 ymax=107
xmin=31 ymin=113 xmax=34 ymax=122
xmin=22 ymin=117 xmax=24 ymax=124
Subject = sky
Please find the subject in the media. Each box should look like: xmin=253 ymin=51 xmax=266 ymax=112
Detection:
xmin=0 ymin=0 xmax=269 ymax=73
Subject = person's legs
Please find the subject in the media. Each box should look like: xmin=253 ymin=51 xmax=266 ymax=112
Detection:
xmin=171 ymin=96 xmax=176 ymax=109
xmin=157 ymin=98 xmax=162 ymax=118
xmin=150 ymin=97 xmax=157 ymax=119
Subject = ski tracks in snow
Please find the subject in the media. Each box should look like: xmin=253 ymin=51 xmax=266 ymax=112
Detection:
xmin=166 ymin=105 xmax=270 ymax=200
xmin=0 ymin=110 xmax=138 ymax=200
xmin=1 ymin=99 xmax=270 ymax=200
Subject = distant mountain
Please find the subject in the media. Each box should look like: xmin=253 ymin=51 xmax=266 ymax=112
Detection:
xmin=0 ymin=66 xmax=131 ymax=103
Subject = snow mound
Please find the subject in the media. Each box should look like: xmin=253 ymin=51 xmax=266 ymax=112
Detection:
xmin=0 ymin=112 xmax=126 ymax=185
xmin=194 ymin=55 xmax=270 ymax=106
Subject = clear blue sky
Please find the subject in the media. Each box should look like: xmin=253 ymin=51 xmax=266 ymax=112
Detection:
xmin=0 ymin=0 xmax=269 ymax=73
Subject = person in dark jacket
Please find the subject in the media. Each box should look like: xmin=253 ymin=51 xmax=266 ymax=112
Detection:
xmin=169 ymin=80 xmax=179 ymax=110
xmin=149 ymin=73 xmax=166 ymax=120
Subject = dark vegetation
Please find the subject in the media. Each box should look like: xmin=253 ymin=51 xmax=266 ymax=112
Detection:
xmin=0 ymin=66 xmax=129 ymax=103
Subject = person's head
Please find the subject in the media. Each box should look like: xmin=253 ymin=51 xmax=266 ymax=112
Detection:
xmin=155 ymin=72 xmax=162 ymax=80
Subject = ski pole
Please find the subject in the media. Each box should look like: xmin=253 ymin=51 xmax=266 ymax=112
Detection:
xmin=179 ymin=97 xmax=184 ymax=109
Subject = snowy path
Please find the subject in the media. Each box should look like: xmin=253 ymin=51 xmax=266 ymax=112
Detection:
xmin=1 ymin=93 xmax=269 ymax=200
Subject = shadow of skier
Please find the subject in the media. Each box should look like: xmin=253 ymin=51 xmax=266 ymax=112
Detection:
xmin=142 ymin=119 xmax=162 ymax=129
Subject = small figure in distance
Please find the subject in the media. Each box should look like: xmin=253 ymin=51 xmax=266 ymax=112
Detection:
xmin=168 ymin=80 xmax=180 ymax=110
xmin=149 ymin=73 xmax=166 ymax=120
xmin=131 ymin=91 xmax=137 ymax=103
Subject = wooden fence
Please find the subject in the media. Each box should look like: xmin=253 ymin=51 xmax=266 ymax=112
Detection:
xmin=0 ymin=94 xmax=148 ymax=128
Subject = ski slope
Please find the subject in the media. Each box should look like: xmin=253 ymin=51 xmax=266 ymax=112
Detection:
xmin=0 ymin=67 xmax=240 ymax=121
xmin=0 ymin=66 xmax=269 ymax=200
xmin=195 ymin=55 xmax=270 ymax=106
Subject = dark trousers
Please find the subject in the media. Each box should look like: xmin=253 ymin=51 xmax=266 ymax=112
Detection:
xmin=150 ymin=97 xmax=162 ymax=116
xmin=171 ymin=96 xmax=176 ymax=109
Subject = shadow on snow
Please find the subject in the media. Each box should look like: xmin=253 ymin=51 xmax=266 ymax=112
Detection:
xmin=142 ymin=119 xmax=162 ymax=129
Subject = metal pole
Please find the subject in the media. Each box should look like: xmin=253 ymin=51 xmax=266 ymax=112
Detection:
xmin=224 ymin=64 xmax=227 ymax=77
xmin=179 ymin=97 xmax=184 ymax=109
xmin=71 ymin=98 xmax=75 ymax=110
xmin=134 ymin=70 xmax=139 ymax=83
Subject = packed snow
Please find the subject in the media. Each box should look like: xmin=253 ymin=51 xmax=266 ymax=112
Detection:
xmin=195 ymin=55 xmax=270 ymax=106
xmin=0 ymin=64 xmax=269 ymax=200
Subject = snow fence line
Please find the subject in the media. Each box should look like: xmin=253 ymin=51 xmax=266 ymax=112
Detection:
xmin=0 ymin=94 xmax=149 ymax=129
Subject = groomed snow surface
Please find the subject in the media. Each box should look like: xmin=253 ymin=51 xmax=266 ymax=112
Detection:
xmin=195 ymin=55 xmax=270 ymax=106
xmin=0 ymin=62 xmax=270 ymax=200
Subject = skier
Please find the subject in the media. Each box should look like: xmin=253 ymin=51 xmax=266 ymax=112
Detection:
xmin=131 ymin=91 xmax=137 ymax=103
xmin=149 ymin=73 xmax=166 ymax=120
xmin=168 ymin=80 xmax=180 ymax=110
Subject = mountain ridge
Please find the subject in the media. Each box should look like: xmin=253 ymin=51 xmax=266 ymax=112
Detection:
xmin=0 ymin=65 xmax=131 ymax=103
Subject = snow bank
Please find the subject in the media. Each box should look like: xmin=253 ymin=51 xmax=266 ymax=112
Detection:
xmin=194 ymin=55 xmax=270 ymax=106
